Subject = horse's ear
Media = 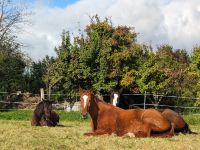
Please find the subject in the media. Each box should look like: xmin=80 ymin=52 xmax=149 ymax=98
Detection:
xmin=119 ymin=88 xmax=123 ymax=93
xmin=89 ymin=89 xmax=94 ymax=94
xmin=79 ymin=87 xmax=84 ymax=93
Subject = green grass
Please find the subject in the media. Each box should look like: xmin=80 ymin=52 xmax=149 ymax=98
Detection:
xmin=0 ymin=120 xmax=200 ymax=150
xmin=0 ymin=110 xmax=90 ymax=122
xmin=1 ymin=110 xmax=200 ymax=149
xmin=183 ymin=114 xmax=200 ymax=125
xmin=0 ymin=110 xmax=32 ymax=121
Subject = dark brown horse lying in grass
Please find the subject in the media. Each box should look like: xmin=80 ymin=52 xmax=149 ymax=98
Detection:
xmin=31 ymin=100 xmax=59 ymax=127
xmin=40 ymin=110 xmax=59 ymax=127
xmin=159 ymin=109 xmax=197 ymax=134
xmin=80 ymin=88 xmax=174 ymax=137
xmin=110 ymin=90 xmax=197 ymax=135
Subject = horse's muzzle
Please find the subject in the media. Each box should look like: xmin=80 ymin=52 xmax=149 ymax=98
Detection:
xmin=81 ymin=112 xmax=88 ymax=119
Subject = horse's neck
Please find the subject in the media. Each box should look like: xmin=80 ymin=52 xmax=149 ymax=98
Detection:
xmin=88 ymin=96 xmax=99 ymax=119
xmin=88 ymin=96 xmax=108 ymax=131
xmin=88 ymin=96 xmax=107 ymax=119
xmin=35 ymin=102 xmax=44 ymax=116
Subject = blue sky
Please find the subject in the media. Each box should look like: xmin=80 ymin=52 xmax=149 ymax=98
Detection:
xmin=14 ymin=0 xmax=79 ymax=8
xmin=47 ymin=0 xmax=78 ymax=8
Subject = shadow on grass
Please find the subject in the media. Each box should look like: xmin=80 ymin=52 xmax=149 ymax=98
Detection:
xmin=56 ymin=124 xmax=73 ymax=128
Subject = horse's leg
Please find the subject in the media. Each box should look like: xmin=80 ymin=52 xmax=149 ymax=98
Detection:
xmin=145 ymin=118 xmax=171 ymax=133
xmin=122 ymin=123 xmax=151 ymax=138
xmin=84 ymin=130 xmax=109 ymax=136
xmin=150 ymin=123 xmax=175 ymax=138
xmin=127 ymin=128 xmax=151 ymax=138
xmin=138 ymin=123 xmax=151 ymax=137
xmin=90 ymin=121 xmax=95 ymax=132
xmin=31 ymin=116 xmax=40 ymax=126
xmin=141 ymin=109 xmax=171 ymax=133
xmin=169 ymin=122 xmax=175 ymax=136
xmin=134 ymin=131 xmax=150 ymax=138
xmin=39 ymin=119 xmax=47 ymax=126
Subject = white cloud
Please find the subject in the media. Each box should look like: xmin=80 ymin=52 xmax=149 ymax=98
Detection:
xmin=18 ymin=0 xmax=200 ymax=60
xmin=162 ymin=0 xmax=200 ymax=51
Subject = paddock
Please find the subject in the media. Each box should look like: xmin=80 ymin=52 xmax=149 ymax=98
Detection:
xmin=0 ymin=110 xmax=200 ymax=150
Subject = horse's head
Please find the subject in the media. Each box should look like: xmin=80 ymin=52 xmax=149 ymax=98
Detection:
xmin=79 ymin=88 xmax=93 ymax=119
xmin=42 ymin=100 xmax=52 ymax=121
xmin=110 ymin=88 xmax=123 ymax=106
xmin=110 ymin=91 xmax=120 ymax=106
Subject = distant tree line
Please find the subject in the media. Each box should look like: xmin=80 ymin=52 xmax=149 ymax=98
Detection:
xmin=0 ymin=2 xmax=200 ymax=106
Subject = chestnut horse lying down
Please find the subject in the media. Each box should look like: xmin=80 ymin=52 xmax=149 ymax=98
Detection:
xmin=80 ymin=88 xmax=175 ymax=137
xmin=31 ymin=100 xmax=59 ymax=127
xmin=110 ymin=90 xmax=197 ymax=135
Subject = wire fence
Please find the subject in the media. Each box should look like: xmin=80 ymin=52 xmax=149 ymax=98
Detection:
xmin=0 ymin=91 xmax=200 ymax=100
xmin=0 ymin=91 xmax=200 ymax=113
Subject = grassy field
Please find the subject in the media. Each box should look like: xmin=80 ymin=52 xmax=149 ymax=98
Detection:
xmin=0 ymin=110 xmax=200 ymax=150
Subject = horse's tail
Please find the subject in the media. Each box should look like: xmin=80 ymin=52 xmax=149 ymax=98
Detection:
xmin=182 ymin=123 xmax=198 ymax=135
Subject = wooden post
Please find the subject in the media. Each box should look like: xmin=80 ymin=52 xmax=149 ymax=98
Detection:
xmin=48 ymin=84 xmax=51 ymax=101
xmin=40 ymin=88 xmax=44 ymax=101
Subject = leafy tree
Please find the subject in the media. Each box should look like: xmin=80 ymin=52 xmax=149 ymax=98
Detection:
xmin=74 ymin=15 xmax=143 ymax=93
xmin=188 ymin=47 xmax=200 ymax=106
xmin=0 ymin=0 xmax=30 ymax=94
xmin=136 ymin=45 xmax=190 ymax=105
xmin=42 ymin=31 xmax=76 ymax=101
xmin=26 ymin=56 xmax=54 ymax=94
xmin=0 ymin=49 xmax=26 ymax=92
xmin=0 ymin=0 xmax=28 ymax=44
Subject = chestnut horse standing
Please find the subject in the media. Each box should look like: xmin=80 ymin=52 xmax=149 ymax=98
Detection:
xmin=110 ymin=90 xmax=197 ymax=135
xmin=80 ymin=88 xmax=174 ymax=137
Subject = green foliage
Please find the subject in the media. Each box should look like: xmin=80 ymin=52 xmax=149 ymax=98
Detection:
xmin=0 ymin=0 xmax=30 ymax=93
xmin=46 ymin=15 xmax=150 ymax=96
xmin=137 ymin=45 xmax=190 ymax=95
xmin=192 ymin=47 xmax=200 ymax=70
xmin=189 ymin=47 xmax=200 ymax=106
xmin=2 ymin=13 xmax=200 ymax=107
xmin=0 ymin=49 xmax=26 ymax=92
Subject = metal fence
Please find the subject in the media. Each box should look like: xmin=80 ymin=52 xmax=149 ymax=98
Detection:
xmin=0 ymin=91 xmax=200 ymax=113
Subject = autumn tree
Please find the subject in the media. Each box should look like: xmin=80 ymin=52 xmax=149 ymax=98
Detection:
xmin=187 ymin=47 xmax=200 ymax=106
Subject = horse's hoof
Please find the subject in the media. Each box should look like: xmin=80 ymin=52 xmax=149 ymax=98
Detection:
xmin=124 ymin=132 xmax=136 ymax=138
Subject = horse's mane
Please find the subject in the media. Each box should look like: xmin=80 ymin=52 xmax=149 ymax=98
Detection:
xmin=94 ymin=94 xmax=114 ymax=107
xmin=35 ymin=100 xmax=52 ymax=113
xmin=36 ymin=101 xmax=44 ymax=107
xmin=94 ymin=94 xmax=106 ymax=102
xmin=34 ymin=101 xmax=44 ymax=112
xmin=95 ymin=94 xmax=105 ymax=101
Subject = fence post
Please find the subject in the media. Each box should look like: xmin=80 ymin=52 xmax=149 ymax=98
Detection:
xmin=40 ymin=88 xmax=44 ymax=101
xmin=144 ymin=91 xmax=146 ymax=109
